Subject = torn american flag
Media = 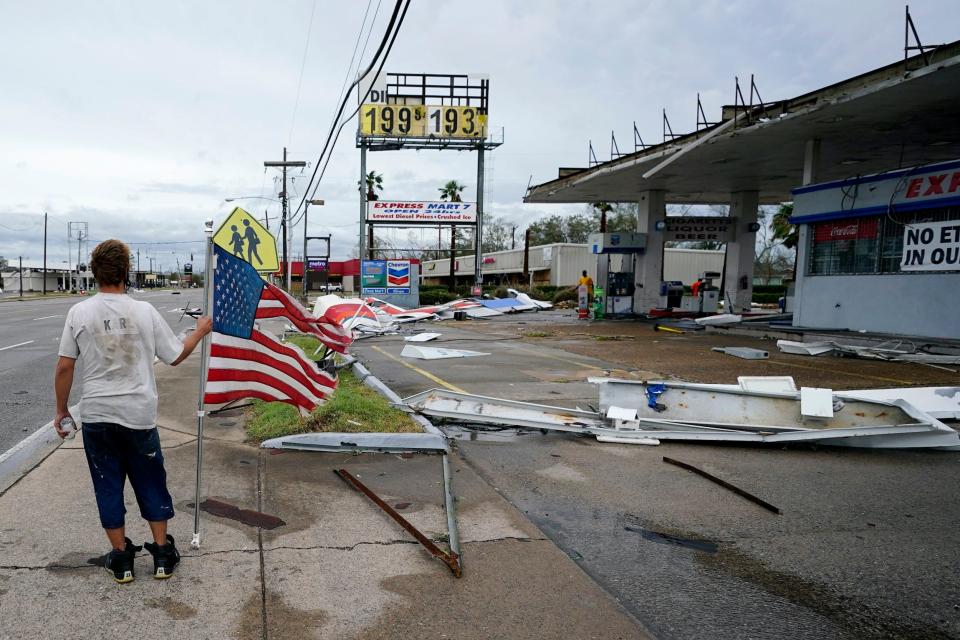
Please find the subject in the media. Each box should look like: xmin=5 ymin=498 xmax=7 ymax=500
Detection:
xmin=203 ymin=244 xmax=351 ymax=413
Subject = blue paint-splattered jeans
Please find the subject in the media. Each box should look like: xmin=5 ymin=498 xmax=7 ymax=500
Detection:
xmin=82 ymin=422 xmax=175 ymax=529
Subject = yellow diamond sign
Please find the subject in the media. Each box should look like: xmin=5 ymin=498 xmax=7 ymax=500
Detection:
xmin=213 ymin=207 xmax=279 ymax=273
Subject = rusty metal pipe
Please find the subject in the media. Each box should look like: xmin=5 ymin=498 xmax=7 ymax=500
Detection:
xmin=663 ymin=456 xmax=781 ymax=514
xmin=334 ymin=468 xmax=462 ymax=577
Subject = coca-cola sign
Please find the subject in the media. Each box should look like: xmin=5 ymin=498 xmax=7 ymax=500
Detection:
xmin=814 ymin=218 xmax=878 ymax=242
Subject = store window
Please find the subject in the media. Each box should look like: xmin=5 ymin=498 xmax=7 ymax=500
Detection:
xmin=808 ymin=217 xmax=879 ymax=275
xmin=807 ymin=207 xmax=960 ymax=275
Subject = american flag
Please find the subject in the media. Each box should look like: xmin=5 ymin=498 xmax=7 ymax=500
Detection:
xmin=203 ymin=245 xmax=351 ymax=413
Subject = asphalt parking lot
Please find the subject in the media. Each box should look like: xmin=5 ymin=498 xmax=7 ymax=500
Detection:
xmin=352 ymin=312 xmax=960 ymax=640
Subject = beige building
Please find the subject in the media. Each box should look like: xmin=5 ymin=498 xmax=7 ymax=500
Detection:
xmin=420 ymin=243 xmax=724 ymax=288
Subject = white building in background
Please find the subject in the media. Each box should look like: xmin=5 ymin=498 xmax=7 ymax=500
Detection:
xmin=0 ymin=260 xmax=93 ymax=293
xmin=419 ymin=242 xmax=724 ymax=288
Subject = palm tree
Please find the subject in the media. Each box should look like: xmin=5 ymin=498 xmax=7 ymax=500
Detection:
xmin=771 ymin=202 xmax=798 ymax=279
xmin=592 ymin=201 xmax=613 ymax=232
xmin=359 ymin=171 xmax=383 ymax=201
xmin=438 ymin=180 xmax=467 ymax=202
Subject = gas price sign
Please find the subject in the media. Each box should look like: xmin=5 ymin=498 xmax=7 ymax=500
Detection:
xmin=360 ymin=104 xmax=486 ymax=139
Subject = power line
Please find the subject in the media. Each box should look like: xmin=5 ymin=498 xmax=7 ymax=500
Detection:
xmin=287 ymin=0 xmax=318 ymax=147
xmin=303 ymin=0 xmax=411 ymax=212
xmin=290 ymin=0 xmax=407 ymax=223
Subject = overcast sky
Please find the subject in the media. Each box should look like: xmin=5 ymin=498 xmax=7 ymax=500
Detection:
xmin=1 ymin=0 xmax=956 ymax=267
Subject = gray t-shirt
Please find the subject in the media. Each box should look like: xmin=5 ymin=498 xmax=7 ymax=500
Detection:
xmin=58 ymin=293 xmax=184 ymax=429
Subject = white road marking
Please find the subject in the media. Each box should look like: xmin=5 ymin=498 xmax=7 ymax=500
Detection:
xmin=0 ymin=340 xmax=35 ymax=351
xmin=32 ymin=315 xmax=63 ymax=320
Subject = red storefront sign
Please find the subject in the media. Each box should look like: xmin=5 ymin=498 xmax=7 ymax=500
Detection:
xmin=813 ymin=218 xmax=878 ymax=242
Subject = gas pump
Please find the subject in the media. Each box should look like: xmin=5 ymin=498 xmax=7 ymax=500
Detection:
xmin=588 ymin=232 xmax=645 ymax=317
xmin=680 ymin=271 xmax=720 ymax=314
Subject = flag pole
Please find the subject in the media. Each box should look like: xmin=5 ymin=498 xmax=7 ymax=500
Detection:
xmin=192 ymin=218 xmax=216 ymax=549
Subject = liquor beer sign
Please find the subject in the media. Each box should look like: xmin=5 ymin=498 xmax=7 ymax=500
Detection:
xmin=901 ymin=220 xmax=960 ymax=271
xmin=661 ymin=217 xmax=735 ymax=243
xmin=367 ymin=201 xmax=477 ymax=224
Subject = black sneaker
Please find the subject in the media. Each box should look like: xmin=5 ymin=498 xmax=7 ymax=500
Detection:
xmin=144 ymin=534 xmax=181 ymax=579
xmin=105 ymin=538 xmax=142 ymax=584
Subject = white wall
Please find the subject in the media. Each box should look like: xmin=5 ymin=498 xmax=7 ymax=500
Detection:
xmin=419 ymin=244 xmax=724 ymax=287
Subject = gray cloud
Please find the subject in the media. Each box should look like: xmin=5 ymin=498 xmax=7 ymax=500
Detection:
xmin=1 ymin=0 xmax=955 ymax=262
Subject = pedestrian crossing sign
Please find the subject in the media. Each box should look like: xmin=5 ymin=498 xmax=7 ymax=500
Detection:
xmin=213 ymin=207 xmax=279 ymax=273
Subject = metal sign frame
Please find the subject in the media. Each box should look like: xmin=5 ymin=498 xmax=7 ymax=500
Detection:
xmin=357 ymin=72 xmax=503 ymax=290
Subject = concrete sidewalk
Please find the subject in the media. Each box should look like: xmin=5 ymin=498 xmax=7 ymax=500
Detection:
xmin=0 ymin=353 xmax=649 ymax=640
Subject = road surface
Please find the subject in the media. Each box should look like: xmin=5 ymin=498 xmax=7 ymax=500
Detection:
xmin=0 ymin=290 xmax=203 ymax=454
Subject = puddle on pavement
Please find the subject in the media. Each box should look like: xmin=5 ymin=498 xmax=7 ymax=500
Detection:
xmin=192 ymin=498 xmax=287 ymax=530
xmin=625 ymin=525 xmax=718 ymax=553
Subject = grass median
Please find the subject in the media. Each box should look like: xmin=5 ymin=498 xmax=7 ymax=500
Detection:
xmin=244 ymin=334 xmax=421 ymax=443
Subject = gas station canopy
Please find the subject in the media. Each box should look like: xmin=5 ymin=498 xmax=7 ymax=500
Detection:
xmin=524 ymin=42 xmax=960 ymax=205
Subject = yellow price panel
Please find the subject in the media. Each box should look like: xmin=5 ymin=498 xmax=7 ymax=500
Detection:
xmin=359 ymin=104 xmax=426 ymax=137
xmin=425 ymin=105 xmax=487 ymax=139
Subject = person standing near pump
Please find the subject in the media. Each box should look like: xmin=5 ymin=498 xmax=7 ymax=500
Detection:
xmin=578 ymin=270 xmax=594 ymax=302
xmin=54 ymin=239 xmax=212 ymax=584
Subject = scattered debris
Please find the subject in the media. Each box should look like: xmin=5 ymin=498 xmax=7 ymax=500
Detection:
xmin=400 ymin=345 xmax=490 ymax=360
xmin=776 ymin=338 xmax=960 ymax=364
xmin=334 ymin=468 xmax=461 ymax=578
xmin=404 ymin=332 xmax=442 ymax=343
xmin=662 ymin=457 xmax=781 ymax=514
xmin=695 ymin=314 xmax=742 ymax=326
xmin=838 ymin=386 xmax=960 ymax=420
xmin=653 ymin=323 xmax=685 ymax=334
xmin=507 ymin=288 xmax=554 ymax=309
xmin=260 ymin=432 xmax=449 ymax=454
xmin=711 ymin=347 xmax=769 ymax=360
xmin=776 ymin=340 xmax=835 ymax=356
xmin=404 ymin=379 xmax=960 ymax=450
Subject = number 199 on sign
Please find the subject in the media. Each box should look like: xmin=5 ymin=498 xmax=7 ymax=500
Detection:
xmin=360 ymin=104 xmax=426 ymax=137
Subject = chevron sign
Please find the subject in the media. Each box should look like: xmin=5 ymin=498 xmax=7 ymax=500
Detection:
xmin=386 ymin=260 xmax=411 ymax=294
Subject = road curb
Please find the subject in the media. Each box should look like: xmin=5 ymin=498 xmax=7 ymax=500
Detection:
xmin=0 ymin=409 xmax=77 ymax=496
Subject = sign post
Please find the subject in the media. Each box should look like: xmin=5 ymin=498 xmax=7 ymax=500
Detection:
xmin=192 ymin=218 xmax=215 ymax=549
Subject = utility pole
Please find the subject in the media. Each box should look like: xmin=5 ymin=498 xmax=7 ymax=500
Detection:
xmin=43 ymin=212 xmax=47 ymax=295
xmin=19 ymin=256 xmax=23 ymax=298
xmin=303 ymin=199 xmax=324 ymax=301
xmin=68 ymin=222 xmax=88 ymax=294
xmin=136 ymin=249 xmax=140 ymax=288
xmin=264 ymin=147 xmax=306 ymax=293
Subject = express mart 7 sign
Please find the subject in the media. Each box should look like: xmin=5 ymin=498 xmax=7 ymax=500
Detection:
xmin=360 ymin=104 xmax=487 ymax=139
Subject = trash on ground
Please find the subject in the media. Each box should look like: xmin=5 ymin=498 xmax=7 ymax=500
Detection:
xmin=775 ymin=338 xmax=960 ymax=364
xmin=695 ymin=314 xmax=742 ymax=326
xmin=404 ymin=332 xmax=442 ymax=342
xmin=711 ymin=346 xmax=769 ymax=360
xmin=776 ymin=339 xmax=835 ymax=356
xmin=260 ymin=432 xmax=449 ymax=454
xmin=335 ymin=468 xmax=461 ymax=577
xmin=507 ymin=288 xmax=554 ymax=309
xmin=663 ymin=456 xmax=781 ymax=514
xmin=838 ymin=386 xmax=960 ymax=420
xmin=401 ymin=345 xmax=490 ymax=360
xmin=403 ymin=378 xmax=960 ymax=450
xmin=479 ymin=298 xmax=538 ymax=312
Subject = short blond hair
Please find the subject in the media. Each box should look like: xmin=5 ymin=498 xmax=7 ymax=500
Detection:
xmin=90 ymin=239 xmax=131 ymax=286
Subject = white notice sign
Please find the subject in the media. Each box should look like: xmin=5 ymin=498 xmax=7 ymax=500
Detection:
xmin=900 ymin=220 xmax=960 ymax=271
xmin=367 ymin=201 xmax=477 ymax=224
